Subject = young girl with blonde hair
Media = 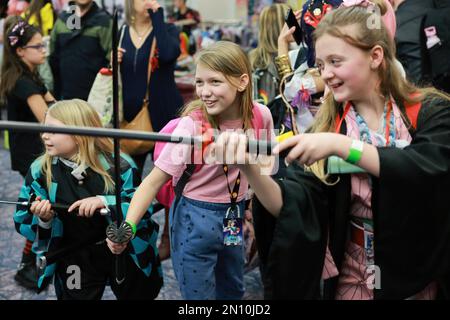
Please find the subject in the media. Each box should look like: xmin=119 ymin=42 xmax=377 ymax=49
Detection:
xmin=111 ymin=41 xmax=274 ymax=300
xmin=14 ymin=99 xmax=163 ymax=299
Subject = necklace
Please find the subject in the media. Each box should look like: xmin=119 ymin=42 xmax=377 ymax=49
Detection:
xmin=132 ymin=24 xmax=152 ymax=44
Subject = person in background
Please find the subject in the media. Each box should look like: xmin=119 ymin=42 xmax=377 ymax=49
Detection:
xmin=22 ymin=0 xmax=56 ymax=92
xmin=248 ymin=3 xmax=289 ymax=105
xmin=22 ymin=0 xmax=55 ymax=36
xmin=49 ymin=0 xmax=112 ymax=100
xmin=0 ymin=17 xmax=55 ymax=290
xmin=51 ymin=0 xmax=70 ymax=13
xmin=116 ymin=0 xmax=183 ymax=261
xmin=7 ymin=0 xmax=31 ymax=16
xmin=0 ymin=0 xmax=8 ymax=82
xmin=391 ymin=0 xmax=435 ymax=85
xmin=171 ymin=0 xmax=200 ymax=37
xmin=275 ymin=0 xmax=341 ymax=128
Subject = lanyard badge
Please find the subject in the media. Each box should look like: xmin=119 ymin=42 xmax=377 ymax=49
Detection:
xmin=222 ymin=164 xmax=243 ymax=246
xmin=223 ymin=206 xmax=243 ymax=246
xmin=363 ymin=222 xmax=375 ymax=266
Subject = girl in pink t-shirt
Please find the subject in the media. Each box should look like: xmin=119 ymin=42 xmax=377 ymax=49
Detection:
xmin=110 ymin=41 xmax=273 ymax=300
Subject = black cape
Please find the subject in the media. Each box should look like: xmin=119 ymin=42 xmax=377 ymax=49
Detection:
xmin=254 ymin=96 xmax=450 ymax=299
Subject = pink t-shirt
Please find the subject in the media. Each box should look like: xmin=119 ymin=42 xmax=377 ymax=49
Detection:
xmin=155 ymin=103 xmax=274 ymax=203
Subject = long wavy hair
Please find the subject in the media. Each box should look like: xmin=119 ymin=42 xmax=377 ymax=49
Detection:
xmin=308 ymin=2 xmax=450 ymax=182
xmin=248 ymin=3 xmax=289 ymax=71
xmin=39 ymin=100 xmax=115 ymax=193
xmin=180 ymin=41 xmax=254 ymax=130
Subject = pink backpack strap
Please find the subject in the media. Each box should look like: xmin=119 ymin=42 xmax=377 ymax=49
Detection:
xmin=251 ymin=102 xmax=265 ymax=139
xmin=154 ymin=118 xmax=181 ymax=161
xmin=188 ymin=109 xmax=208 ymax=172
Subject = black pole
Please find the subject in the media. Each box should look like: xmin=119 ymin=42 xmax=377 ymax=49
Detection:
xmin=0 ymin=121 xmax=276 ymax=155
xmin=0 ymin=121 xmax=198 ymax=142
xmin=112 ymin=9 xmax=125 ymax=285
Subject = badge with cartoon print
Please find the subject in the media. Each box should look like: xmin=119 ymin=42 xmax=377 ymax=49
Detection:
xmin=223 ymin=206 xmax=243 ymax=246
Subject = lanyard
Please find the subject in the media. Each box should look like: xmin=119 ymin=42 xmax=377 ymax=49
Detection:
xmin=218 ymin=124 xmax=243 ymax=212
xmin=335 ymin=100 xmax=393 ymax=145
xmin=222 ymin=164 xmax=241 ymax=212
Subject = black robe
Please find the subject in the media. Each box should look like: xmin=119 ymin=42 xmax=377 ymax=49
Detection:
xmin=253 ymin=96 xmax=450 ymax=299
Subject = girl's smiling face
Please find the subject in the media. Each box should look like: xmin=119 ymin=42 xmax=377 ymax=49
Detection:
xmin=195 ymin=63 xmax=246 ymax=121
xmin=41 ymin=114 xmax=78 ymax=159
xmin=315 ymin=30 xmax=382 ymax=103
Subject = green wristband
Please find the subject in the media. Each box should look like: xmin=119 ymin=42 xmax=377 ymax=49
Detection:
xmin=327 ymin=156 xmax=366 ymax=174
xmin=346 ymin=139 xmax=363 ymax=164
xmin=125 ymin=220 xmax=137 ymax=236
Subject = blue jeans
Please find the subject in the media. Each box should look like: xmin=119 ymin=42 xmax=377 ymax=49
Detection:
xmin=169 ymin=196 xmax=245 ymax=300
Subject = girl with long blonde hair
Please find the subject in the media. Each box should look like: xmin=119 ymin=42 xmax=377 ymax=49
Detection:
xmin=213 ymin=1 xmax=450 ymax=299
xmin=13 ymin=99 xmax=163 ymax=299
xmin=111 ymin=41 xmax=274 ymax=300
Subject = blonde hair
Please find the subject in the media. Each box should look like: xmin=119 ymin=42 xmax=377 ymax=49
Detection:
xmin=39 ymin=99 xmax=115 ymax=193
xmin=124 ymin=0 xmax=139 ymax=26
xmin=180 ymin=41 xmax=254 ymax=130
xmin=308 ymin=4 xmax=450 ymax=183
xmin=249 ymin=3 xmax=290 ymax=71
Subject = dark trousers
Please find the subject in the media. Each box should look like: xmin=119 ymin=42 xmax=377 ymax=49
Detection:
xmin=130 ymin=152 xmax=151 ymax=178
xmin=54 ymin=241 xmax=163 ymax=300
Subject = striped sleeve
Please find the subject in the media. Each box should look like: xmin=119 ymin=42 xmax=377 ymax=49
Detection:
xmin=102 ymin=155 xmax=160 ymax=276
xmin=13 ymin=160 xmax=49 ymax=241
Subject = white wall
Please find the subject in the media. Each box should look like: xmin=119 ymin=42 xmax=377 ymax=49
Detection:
xmin=189 ymin=0 xmax=239 ymax=21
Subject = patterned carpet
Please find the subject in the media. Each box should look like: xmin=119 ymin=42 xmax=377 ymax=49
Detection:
xmin=0 ymin=136 xmax=263 ymax=300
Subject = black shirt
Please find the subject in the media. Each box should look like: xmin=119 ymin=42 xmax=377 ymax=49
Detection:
xmin=7 ymin=74 xmax=47 ymax=176
xmin=173 ymin=7 xmax=200 ymax=36
xmin=51 ymin=159 xmax=108 ymax=245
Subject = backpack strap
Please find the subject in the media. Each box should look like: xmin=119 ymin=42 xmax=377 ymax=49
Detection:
xmin=173 ymin=110 xmax=207 ymax=198
xmin=251 ymin=102 xmax=264 ymax=139
xmin=174 ymin=163 xmax=196 ymax=199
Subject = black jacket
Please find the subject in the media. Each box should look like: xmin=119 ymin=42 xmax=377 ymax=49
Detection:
xmin=395 ymin=0 xmax=435 ymax=85
xmin=254 ymin=96 xmax=450 ymax=299
xmin=49 ymin=2 xmax=112 ymax=100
